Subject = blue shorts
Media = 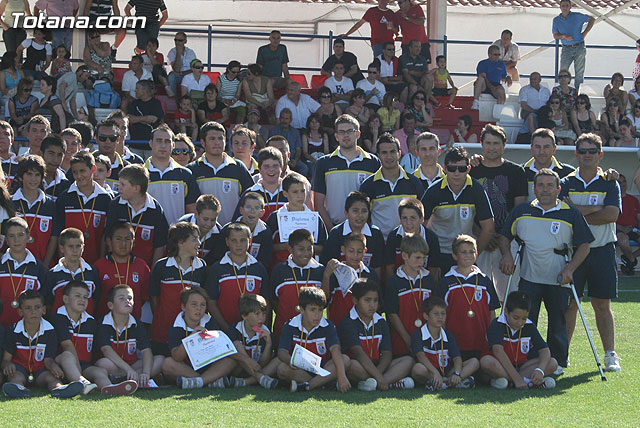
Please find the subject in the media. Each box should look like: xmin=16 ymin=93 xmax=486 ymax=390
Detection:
xmin=15 ymin=364 xmax=46 ymax=384
xmin=573 ymin=242 xmax=618 ymax=299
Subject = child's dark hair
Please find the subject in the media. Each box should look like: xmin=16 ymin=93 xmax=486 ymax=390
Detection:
xmin=400 ymin=234 xmax=429 ymax=256
xmin=282 ymin=171 xmax=308 ymax=192
xmin=505 ymin=291 xmax=531 ymax=313
xmin=443 ymin=146 xmax=469 ymax=166
xmin=59 ymin=227 xmax=83 ymax=246
xmin=5 ymin=216 xmax=29 ymax=234
xmin=344 ymin=191 xmax=370 ymax=212
xmin=17 ymin=154 xmax=45 ymax=181
xmin=62 ymin=280 xmax=89 ymax=296
xmin=180 ymin=95 xmax=192 ymax=103
xmin=195 ymin=194 xmax=221 ymax=214
xmin=238 ymin=294 xmax=268 ymax=316
xmin=94 ymin=154 xmax=111 ymax=172
xmin=351 ymin=278 xmax=379 ymax=300
xmin=179 ymin=286 xmax=209 ymax=306
xmin=435 ymin=55 xmax=446 ymax=63
xmin=41 ymin=134 xmax=67 ymax=153
xmin=69 ymin=151 xmax=95 ymax=169
xmin=19 ymin=289 xmax=45 ymax=307
xmin=422 ymin=296 xmax=447 ymax=314
xmin=288 ymin=228 xmax=314 ymax=247
xmin=240 ymin=191 xmax=264 ymax=210
xmin=343 ymin=232 xmax=366 ymax=248
xmin=398 ymin=197 xmax=424 ymax=219
xmin=107 ymin=284 xmax=133 ymax=303
xmin=167 ymin=222 xmax=201 ymax=257
xmin=257 ymin=146 xmax=284 ymax=168
xmin=224 ymin=222 xmax=251 ymax=239
xmin=298 ymin=286 xmax=326 ymax=309
xmin=105 ymin=221 xmax=134 ymax=240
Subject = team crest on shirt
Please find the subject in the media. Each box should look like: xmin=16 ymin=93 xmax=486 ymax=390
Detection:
xmin=39 ymin=218 xmax=50 ymax=232
xmin=438 ymin=350 xmax=449 ymax=368
xmin=475 ymin=290 xmax=483 ymax=301
xmin=316 ymin=340 xmax=327 ymax=355
xmin=103 ymin=274 xmax=110 ymax=280
xmin=520 ymin=338 xmax=530 ymax=354
xmin=358 ymin=173 xmax=367 ymax=185
xmin=460 ymin=206 xmax=469 ymax=219
xmin=250 ymin=243 xmax=260 ymax=258
xmin=246 ymin=277 xmax=255 ymax=292
xmin=93 ymin=214 xmax=101 ymax=228
xmin=222 ymin=180 xmax=232 ymax=193
xmin=87 ymin=338 xmax=93 ymax=352
xmin=171 ymin=183 xmax=180 ymax=195
xmin=25 ymin=278 xmax=36 ymax=290
xmin=35 ymin=346 xmax=45 ymax=362
xmin=141 ymin=228 xmax=151 ymax=241
xmin=422 ymin=289 xmax=431 ymax=300
xmin=127 ymin=341 xmax=137 ymax=355
xmin=550 ymin=221 xmax=561 ymax=235
xmin=588 ymin=194 xmax=599 ymax=205
xmin=132 ymin=273 xmax=139 ymax=283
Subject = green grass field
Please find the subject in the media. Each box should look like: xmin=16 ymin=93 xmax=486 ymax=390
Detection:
xmin=2 ymin=277 xmax=638 ymax=428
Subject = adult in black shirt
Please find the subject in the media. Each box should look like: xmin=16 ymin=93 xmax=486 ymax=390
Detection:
xmin=127 ymin=80 xmax=164 ymax=141
xmin=321 ymin=38 xmax=364 ymax=86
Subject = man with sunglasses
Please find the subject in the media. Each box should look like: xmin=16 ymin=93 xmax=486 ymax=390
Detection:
xmin=421 ymin=146 xmax=494 ymax=273
xmin=377 ymin=42 xmax=408 ymax=103
xmin=167 ymin=32 xmax=196 ymax=99
xmin=321 ymin=38 xmax=364 ymax=86
xmin=356 ymin=62 xmax=386 ymax=109
xmin=93 ymin=120 xmax=130 ymax=191
xmin=559 ymin=134 xmax=622 ymax=372
xmin=106 ymin=110 xmax=144 ymax=165
xmin=472 ymin=45 xmax=511 ymax=110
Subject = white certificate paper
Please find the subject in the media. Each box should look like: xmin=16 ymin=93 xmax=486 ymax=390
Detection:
xmin=278 ymin=211 xmax=319 ymax=243
xmin=290 ymin=344 xmax=331 ymax=377
xmin=333 ymin=263 xmax=358 ymax=294
xmin=182 ymin=330 xmax=237 ymax=371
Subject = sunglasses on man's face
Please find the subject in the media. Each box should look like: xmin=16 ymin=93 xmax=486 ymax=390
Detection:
xmin=193 ymin=65 xmax=203 ymax=70
xmin=576 ymin=148 xmax=600 ymax=155
xmin=98 ymin=135 xmax=118 ymax=143
xmin=174 ymin=38 xmax=186 ymax=42
xmin=172 ymin=148 xmax=191 ymax=155
xmin=576 ymin=100 xmax=586 ymax=104
xmin=445 ymin=164 xmax=469 ymax=173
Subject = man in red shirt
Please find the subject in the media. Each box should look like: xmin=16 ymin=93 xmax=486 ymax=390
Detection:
xmin=616 ymin=174 xmax=640 ymax=274
xmin=341 ymin=0 xmax=398 ymax=59
xmin=396 ymin=0 xmax=430 ymax=64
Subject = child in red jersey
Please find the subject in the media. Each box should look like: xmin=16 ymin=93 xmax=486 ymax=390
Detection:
xmin=1 ymin=290 xmax=84 ymax=399
xmin=439 ymin=234 xmax=500 ymax=361
xmin=94 ymin=221 xmax=150 ymax=320
xmin=411 ymin=296 xmax=479 ymax=390
xmin=174 ymin=95 xmax=198 ymax=141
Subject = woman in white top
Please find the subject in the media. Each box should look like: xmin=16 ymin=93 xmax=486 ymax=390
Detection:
xmin=627 ymin=77 xmax=640 ymax=108
xmin=216 ymin=60 xmax=246 ymax=123
xmin=180 ymin=59 xmax=211 ymax=104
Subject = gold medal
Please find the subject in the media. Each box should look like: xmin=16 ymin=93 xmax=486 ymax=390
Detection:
xmin=11 ymin=300 xmax=19 ymax=309
xmin=414 ymin=319 xmax=422 ymax=328
xmin=467 ymin=310 xmax=475 ymax=318
xmin=27 ymin=236 xmax=34 ymax=243
xmin=27 ymin=373 xmax=34 ymax=383
xmin=84 ymin=231 xmax=90 ymax=239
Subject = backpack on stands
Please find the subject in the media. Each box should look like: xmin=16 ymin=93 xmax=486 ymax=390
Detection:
xmin=87 ymin=80 xmax=121 ymax=109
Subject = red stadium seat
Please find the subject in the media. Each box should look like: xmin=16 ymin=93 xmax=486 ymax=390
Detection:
xmin=204 ymin=71 xmax=220 ymax=83
xmin=290 ymin=74 xmax=308 ymax=88
xmin=310 ymin=74 xmax=328 ymax=89
xmin=112 ymin=67 xmax=128 ymax=91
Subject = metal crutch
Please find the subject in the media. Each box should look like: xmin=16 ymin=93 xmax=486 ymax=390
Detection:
xmin=502 ymin=239 xmax=524 ymax=313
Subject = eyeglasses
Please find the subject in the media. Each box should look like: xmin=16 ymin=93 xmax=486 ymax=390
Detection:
xmin=193 ymin=65 xmax=203 ymax=70
xmin=576 ymin=100 xmax=586 ymax=104
xmin=229 ymin=69 xmax=240 ymax=74
xmin=550 ymin=101 xmax=560 ymax=104
xmin=336 ymin=129 xmax=358 ymax=135
xmin=384 ymin=48 xmax=395 ymax=51
xmin=174 ymin=38 xmax=186 ymax=42
xmin=491 ymin=53 xmax=501 ymax=57
xmin=559 ymin=75 xmax=570 ymax=78
xmin=445 ymin=164 xmax=469 ymax=173
xmin=367 ymin=70 xmax=378 ymax=74
xmin=23 ymin=87 xmax=32 ymax=92
xmin=414 ymin=97 xmax=425 ymax=101
xmin=98 ymin=135 xmax=118 ymax=143
xmin=576 ymin=148 xmax=600 ymax=155
xmin=172 ymin=148 xmax=191 ymax=155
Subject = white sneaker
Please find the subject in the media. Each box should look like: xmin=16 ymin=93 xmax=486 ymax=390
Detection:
xmin=471 ymin=100 xmax=480 ymax=110
xmin=490 ymin=377 xmax=509 ymax=390
xmin=209 ymin=376 xmax=230 ymax=389
xmin=357 ymin=377 xmax=378 ymax=392
xmin=553 ymin=366 xmax=565 ymax=376
xmin=604 ymin=351 xmax=621 ymax=372
xmin=177 ymin=376 xmax=204 ymax=389
xmin=390 ymin=377 xmax=414 ymax=390
xmin=82 ymin=381 xmax=98 ymax=395
xmin=531 ymin=377 xmax=556 ymax=389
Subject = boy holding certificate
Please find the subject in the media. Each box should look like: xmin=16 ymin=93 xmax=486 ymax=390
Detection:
xmin=339 ymin=279 xmax=414 ymax=391
xmin=277 ymin=287 xmax=351 ymax=392
xmin=162 ymin=287 xmax=241 ymax=390
xmin=266 ymin=172 xmax=327 ymax=266
xmin=227 ymin=294 xmax=280 ymax=389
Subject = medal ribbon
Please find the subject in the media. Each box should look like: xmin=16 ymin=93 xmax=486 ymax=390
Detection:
xmin=455 ymin=274 xmax=479 ymax=315
xmin=291 ymin=267 xmax=311 ymax=296
xmin=506 ymin=324 xmax=523 ymax=367
xmin=19 ymin=199 xmax=42 ymax=239
xmin=232 ymin=258 xmax=248 ymax=296
xmin=7 ymin=259 xmax=29 ymax=304
xmin=76 ymin=192 xmax=97 ymax=236
xmin=27 ymin=322 xmax=41 ymax=377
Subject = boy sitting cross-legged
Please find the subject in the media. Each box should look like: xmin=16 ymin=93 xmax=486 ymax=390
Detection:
xmin=94 ymin=285 xmax=165 ymax=389
xmin=277 ymin=287 xmax=351 ymax=392
xmin=411 ymin=296 xmax=479 ymax=390
xmin=227 ymin=294 xmax=280 ymax=389
xmin=2 ymin=290 xmax=84 ymax=399
xmin=339 ymin=278 xmax=414 ymax=391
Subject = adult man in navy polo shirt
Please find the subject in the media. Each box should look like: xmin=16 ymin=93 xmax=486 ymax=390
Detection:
xmin=399 ymin=40 xmax=432 ymax=101
xmin=472 ymin=45 xmax=511 ymax=110
xmin=552 ymin=0 xmax=595 ymax=90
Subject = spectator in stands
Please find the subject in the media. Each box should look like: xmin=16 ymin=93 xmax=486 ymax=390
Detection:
xmin=256 ymin=30 xmax=290 ymax=89
xmin=552 ymin=68 xmax=578 ymax=113
xmin=121 ymin=55 xmax=152 ymax=112
xmin=180 ymin=59 xmax=211 ymax=105
xmin=377 ymin=91 xmax=401 ymax=132
xmin=603 ymin=72 xmax=628 ymax=114
xmin=356 ymin=62 xmax=386 ymax=110
xmin=360 ymin=113 xmax=382 ymax=153
xmin=321 ymin=38 xmax=364 ymax=85
xmin=106 ymin=109 xmax=144 ymax=165
xmin=552 ymin=0 xmax=595 ymax=90
xmin=275 ymin=80 xmax=320 ymax=130
xmin=36 ymin=75 xmax=68 ymax=134
xmin=34 ymin=0 xmax=77 ymax=53
xmin=83 ymin=0 xmax=126 ymax=59
xmin=447 ymin=114 xmax=478 ymax=146
xmin=56 ymin=65 xmax=91 ymax=121
xmin=634 ymin=40 xmax=640 ymax=81
xmin=377 ymin=42 xmax=407 ymax=103
xmin=171 ymin=133 xmax=196 ymax=167
xmin=8 ymin=77 xmax=37 ymax=135
xmin=53 ymin=47 xmax=72 ymax=81
xmin=83 ymin=29 xmax=113 ymax=81
xmin=399 ymin=39 xmax=432 ymax=101
xmin=616 ymin=174 xmax=640 ymax=275
xmin=0 ymin=52 xmax=23 ymax=100
xmin=548 ymin=94 xmax=576 ymax=145
xmin=174 ymin=95 xmax=198 ymax=141
xmin=472 ymin=45 xmax=511 ymax=110
xmin=0 ymin=0 xmax=29 ymax=53
xmin=244 ymin=107 xmax=268 ymax=149
xmin=142 ymin=37 xmax=173 ymax=96
xmin=340 ymin=0 xmax=397 ymax=59
xmin=600 ymin=97 xmax=623 ymax=144
xmin=570 ymin=94 xmax=597 ymax=137
xmin=404 ymin=90 xmax=432 ymax=132
xmin=196 ymin=83 xmax=228 ymax=126
xmin=302 ymin=114 xmax=329 ymax=165
xmin=626 ymin=98 xmax=640 ymax=138
xmin=345 ymin=89 xmax=370 ymax=128
xmin=492 ymin=29 xmax=520 ymax=82
xmin=127 ymin=80 xmax=164 ymax=141
xmin=396 ymin=0 xmax=429 ymax=62
xmin=168 ymin=32 xmax=196 ymax=99
xmin=124 ymin=0 xmax=168 ymax=55
xmin=242 ymin=63 xmax=275 ymax=124
xmin=16 ymin=28 xmax=51 ymax=81
xmin=324 ymin=61 xmax=354 ymax=111
xmin=519 ymin=72 xmax=550 ymax=125
xmin=429 ymin=55 xmax=457 ymax=107
xmin=628 ymin=76 xmax=640 ymax=107
xmin=393 ymin=112 xmax=419 ymax=156
xmin=615 ymin=117 xmax=637 ymax=148
xmin=316 ymin=86 xmax=341 ymax=145
xmin=217 ymin=60 xmax=246 ymax=123
xmin=269 ymin=108 xmax=307 ymax=177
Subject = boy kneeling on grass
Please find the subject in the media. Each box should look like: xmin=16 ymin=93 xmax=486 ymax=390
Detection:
xmin=277 ymin=287 xmax=351 ymax=392
xmin=480 ymin=291 xmax=558 ymax=390
xmin=2 ymin=290 xmax=84 ymax=399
